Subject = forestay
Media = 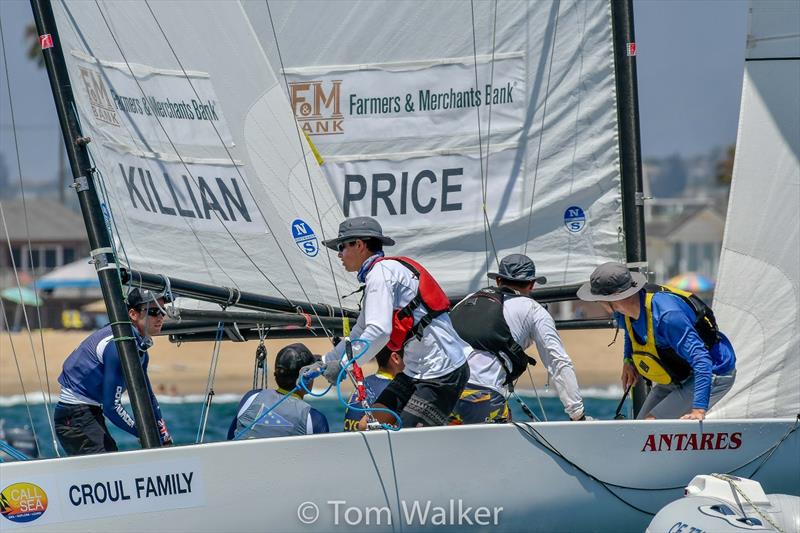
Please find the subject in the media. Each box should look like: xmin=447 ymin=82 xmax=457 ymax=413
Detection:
xmin=246 ymin=0 xmax=626 ymax=294
xmin=710 ymin=0 xmax=800 ymax=419
xmin=50 ymin=1 xmax=356 ymax=308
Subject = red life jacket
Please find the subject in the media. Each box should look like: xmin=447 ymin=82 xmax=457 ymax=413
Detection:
xmin=368 ymin=256 xmax=451 ymax=351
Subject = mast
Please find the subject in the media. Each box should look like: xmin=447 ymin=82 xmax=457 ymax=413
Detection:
xmin=611 ymin=0 xmax=649 ymax=415
xmin=29 ymin=0 xmax=162 ymax=448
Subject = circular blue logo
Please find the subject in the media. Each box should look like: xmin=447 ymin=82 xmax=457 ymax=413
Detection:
xmin=564 ymin=206 xmax=586 ymax=233
xmin=291 ymin=219 xmax=319 ymax=257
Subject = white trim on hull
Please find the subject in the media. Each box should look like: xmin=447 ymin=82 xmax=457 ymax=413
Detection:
xmin=1 ymin=419 xmax=797 ymax=532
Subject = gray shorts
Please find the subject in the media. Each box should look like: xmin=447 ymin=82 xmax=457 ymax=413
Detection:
xmin=637 ymin=370 xmax=736 ymax=419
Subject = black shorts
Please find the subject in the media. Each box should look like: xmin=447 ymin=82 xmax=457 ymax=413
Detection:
xmin=54 ymin=402 xmax=118 ymax=456
xmin=376 ymin=363 xmax=470 ymax=427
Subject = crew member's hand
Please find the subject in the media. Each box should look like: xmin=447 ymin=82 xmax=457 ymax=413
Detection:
xmin=162 ymin=438 xmax=174 ymax=447
xmin=621 ymin=362 xmax=640 ymax=389
xmin=680 ymin=408 xmax=706 ymax=420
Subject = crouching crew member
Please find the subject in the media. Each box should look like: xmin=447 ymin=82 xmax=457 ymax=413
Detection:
xmin=343 ymin=346 xmax=404 ymax=431
xmin=303 ymin=216 xmax=471 ymax=428
xmin=450 ymin=254 xmax=587 ymax=423
xmin=54 ymin=288 xmax=172 ymax=455
xmin=228 ymin=343 xmax=329 ymax=439
xmin=577 ymin=262 xmax=736 ymax=420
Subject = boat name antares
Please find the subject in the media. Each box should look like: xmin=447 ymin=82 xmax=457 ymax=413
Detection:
xmin=68 ymin=472 xmax=194 ymax=507
xmin=641 ymin=432 xmax=742 ymax=452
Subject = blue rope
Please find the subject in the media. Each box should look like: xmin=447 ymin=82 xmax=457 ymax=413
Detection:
xmin=335 ymin=340 xmax=402 ymax=431
xmin=0 ymin=440 xmax=30 ymax=461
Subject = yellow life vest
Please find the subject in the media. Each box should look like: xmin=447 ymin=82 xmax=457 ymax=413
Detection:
xmin=624 ymin=286 xmax=701 ymax=385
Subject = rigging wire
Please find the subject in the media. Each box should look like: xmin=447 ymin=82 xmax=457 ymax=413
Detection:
xmin=263 ymin=0 xmax=346 ymax=330
xmin=0 ymin=20 xmax=59 ymax=456
xmin=469 ymin=0 xmax=501 ymax=278
xmin=523 ymin=1 xmax=561 ymax=257
xmin=525 ymin=365 xmax=548 ymax=422
xmin=196 ymin=321 xmax=225 ymax=444
xmin=0 ymin=298 xmax=42 ymax=458
xmin=142 ymin=0 xmax=340 ymax=339
xmin=93 ymin=1 xmax=293 ymax=306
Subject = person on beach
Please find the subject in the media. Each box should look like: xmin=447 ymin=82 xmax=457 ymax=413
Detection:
xmin=54 ymin=288 xmax=172 ymax=455
xmin=228 ymin=343 xmax=329 ymax=440
xmin=577 ymin=262 xmax=736 ymax=420
xmin=342 ymin=345 xmax=404 ymax=431
xmin=449 ymin=254 xmax=587 ymax=423
xmin=301 ymin=216 xmax=471 ymax=429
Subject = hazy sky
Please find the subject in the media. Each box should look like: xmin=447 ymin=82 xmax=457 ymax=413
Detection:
xmin=0 ymin=0 xmax=748 ymax=186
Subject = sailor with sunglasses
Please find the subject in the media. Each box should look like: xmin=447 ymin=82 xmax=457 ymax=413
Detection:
xmin=54 ymin=288 xmax=173 ymax=455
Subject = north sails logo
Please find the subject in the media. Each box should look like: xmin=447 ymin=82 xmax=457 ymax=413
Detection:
xmin=289 ymin=80 xmax=343 ymax=136
xmin=78 ymin=66 xmax=121 ymax=127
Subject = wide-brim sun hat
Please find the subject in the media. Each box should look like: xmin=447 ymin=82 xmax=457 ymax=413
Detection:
xmin=322 ymin=216 xmax=395 ymax=251
xmin=576 ymin=262 xmax=647 ymax=302
xmin=488 ymin=254 xmax=547 ymax=284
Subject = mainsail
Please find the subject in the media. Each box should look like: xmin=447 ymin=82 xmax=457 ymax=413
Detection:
xmin=710 ymin=1 xmax=800 ymax=419
xmin=246 ymin=1 xmax=626 ymax=294
xmin=50 ymin=1 xmax=356 ymax=309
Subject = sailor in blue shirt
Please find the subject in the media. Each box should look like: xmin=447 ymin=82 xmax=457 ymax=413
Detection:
xmin=342 ymin=346 xmax=404 ymax=431
xmin=578 ymin=263 xmax=736 ymax=420
xmin=228 ymin=343 xmax=329 ymax=440
xmin=54 ymin=288 xmax=172 ymax=455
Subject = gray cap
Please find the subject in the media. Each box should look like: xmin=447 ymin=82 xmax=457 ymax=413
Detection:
xmin=576 ymin=262 xmax=647 ymax=302
xmin=126 ymin=287 xmax=172 ymax=309
xmin=488 ymin=254 xmax=547 ymax=284
xmin=322 ymin=216 xmax=395 ymax=251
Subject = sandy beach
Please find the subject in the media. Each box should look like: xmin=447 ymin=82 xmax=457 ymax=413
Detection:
xmin=1 ymin=328 xmax=624 ymax=399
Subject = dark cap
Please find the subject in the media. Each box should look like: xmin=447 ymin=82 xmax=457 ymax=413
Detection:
xmin=322 ymin=216 xmax=395 ymax=251
xmin=576 ymin=262 xmax=647 ymax=302
xmin=488 ymin=254 xmax=547 ymax=284
xmin=274 ymin=343 xmax=317 ymax=379
xmin=126 ymin=288 xmax=172 ymax=309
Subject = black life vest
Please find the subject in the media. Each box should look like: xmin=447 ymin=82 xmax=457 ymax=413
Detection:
xmin=369 ymin=256 xmax=451 ymax=351
xmin=450 ymin=286 xmax=535 ymax=385
xmin=626 ymin=284 xmax=720 ymax=384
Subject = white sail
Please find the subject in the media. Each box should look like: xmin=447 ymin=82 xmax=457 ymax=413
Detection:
xmin=245 ymin=0 xmax=626 ymax=294
xmin=709 ymin=0 xmax=800 ymax=419
xmin=50 ymin=1 xmax=357 ymax=308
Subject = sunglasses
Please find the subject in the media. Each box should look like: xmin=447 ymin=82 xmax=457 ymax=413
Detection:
xmin=337 ymin=240 xmax=358 ymax=252
xmin=139 ymin=307 xmax=166 ymax=317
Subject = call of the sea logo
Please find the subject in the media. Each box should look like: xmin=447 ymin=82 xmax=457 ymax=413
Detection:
xmin=0 ymin=483 xmax=48 ymax=523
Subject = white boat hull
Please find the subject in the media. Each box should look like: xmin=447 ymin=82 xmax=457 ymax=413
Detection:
xmin=1 ymin=419 xmax=797 ymax=531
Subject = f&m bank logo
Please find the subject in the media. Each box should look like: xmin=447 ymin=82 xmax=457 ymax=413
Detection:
xmin=289 ymin=80 xmax=343 ymax=136
xmin=0 ymin=482 xmax=48 ymax=523
xmin=78 ymin=66 xmax=121 ymax=127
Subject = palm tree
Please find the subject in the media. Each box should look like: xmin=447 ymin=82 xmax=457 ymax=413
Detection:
xmin=24 ymin=22 xmax=44 ymax=68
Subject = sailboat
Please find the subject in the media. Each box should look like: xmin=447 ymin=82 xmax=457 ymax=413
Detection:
xmin=1 ymin=0 xmax=797 ymax=531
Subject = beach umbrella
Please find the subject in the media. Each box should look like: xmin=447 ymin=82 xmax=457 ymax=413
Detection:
xmin=0 ymin=287 xmax=43 ymax=307
xmin=666 ymin=273 xmax=715 ymax=293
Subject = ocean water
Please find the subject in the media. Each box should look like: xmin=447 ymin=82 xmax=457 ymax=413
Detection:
xmin=0 ymin=390 xmax=631 ymax=459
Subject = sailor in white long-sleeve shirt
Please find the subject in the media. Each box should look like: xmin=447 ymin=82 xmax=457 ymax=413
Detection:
xmin=450 ymin=254 xmax=586 ymax=423
xmin=304 ymin=217 xmax=471 ymax=428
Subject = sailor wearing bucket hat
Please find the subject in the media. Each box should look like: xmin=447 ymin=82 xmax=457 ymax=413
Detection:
xmin=54 ymin=288 xmax=173 ymax=455
xmin=449 ymin=254 xmax=587 ymax=423
xmin=301 ymin=216 xmax=471 ymax=429
xmin=578 ymin=262 xmax=736 ymax=420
